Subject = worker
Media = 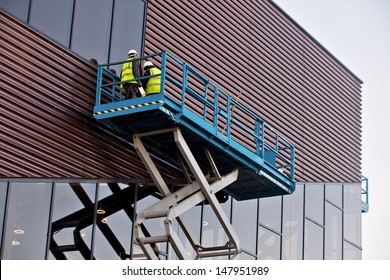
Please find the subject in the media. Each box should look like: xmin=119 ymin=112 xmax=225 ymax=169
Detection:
xmin=141 ymin=61 xmax=161 ymax=95
xmin=120 ymin=49 xmax=142 ymax=99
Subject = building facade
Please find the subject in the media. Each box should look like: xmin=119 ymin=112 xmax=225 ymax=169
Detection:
xmin=0 ymin=0 xmax=363 ymax=260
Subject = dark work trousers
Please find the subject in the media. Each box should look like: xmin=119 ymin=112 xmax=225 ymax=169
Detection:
xmin=123 ymin=83 xmax=142 ymax=99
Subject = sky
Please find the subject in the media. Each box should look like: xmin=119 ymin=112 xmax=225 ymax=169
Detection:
xmin=272 ymin=0 xmax=390 ymax=260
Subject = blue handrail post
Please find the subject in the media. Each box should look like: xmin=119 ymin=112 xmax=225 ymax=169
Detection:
xmin=180 ymin=63 xmax=188 ymax=115
xmin=226 ymin=95 xmax=231 ymax=141
xmin=160 ymin=51 xmax=167 ymax=96
xmin=95 ymin=65 xmax=103 ymax=106
xmin=111 ymin=72 xmax=116 ymax=102
xmin=203 ymin=82 xmax=209 ymax=121
xmin=255 ymin=118 xmax=261 ymax=156
xmin=260 ymin=121 xmax=265 ymax=159
xmin=213 ymin=87 xmax=219 ymax=134
xmin=290 ymin=147 xmax=295 ymax=180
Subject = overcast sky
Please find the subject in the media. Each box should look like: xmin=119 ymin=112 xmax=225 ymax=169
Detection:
xmin=272 ymin=0 xmax=390 ymax=260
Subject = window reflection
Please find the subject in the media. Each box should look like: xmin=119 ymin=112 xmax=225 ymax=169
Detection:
xmin=201 ymin=198 xmax=232 ymax=260
xmin=94 ymin=183 xmax=135 ymax=260
xmin=325 ymin=183 xmax=343 ymax=208
xmin=71 ymin=0 xmax=113 ymax=63
xmin=232 ymin=198 xmax=257 ymax=256
xmin=0 ymin=179 xmax=358 ymax=260
xmin=0 ymin=0 xmax=30 ymax=21
xmin=109 ymin=0 xmax=146 ymax=74
xmin=0 ymin=0 xmax=146 ymax=68
xmin=304 ymin=219 xmax=324 ymax=260
xmin=49 ymin=183 xmax=96 ymax=260
xmin=177 ymin=205 xmax=201 ymax=260
xmin=134 ymin=189 xmax=168 ymax=257
xmin=282 ymin=184 xmax=304 ymax=260
xmin=0 ymin=182 xmax=8 ymax=248
xmin=325 ymin=202 xmax=342 ymax=259
xmin=3 ymin=182 xmax=52 ymax=260
xmin=344 ymin=183 xmax=362 ymax=247
xmin=29 ymin=0 xmax=73 ymax=46
xmin=344 ymin=240 xmax=362 ymax=260
xmin=238 ymin=250 xmax=256 ymax=260
xmin=305 ymin=183 xmax=324 ymax=225
xmin=259 ymin=195 xmax=281 ymax=233
xmin=258 ymin=227 xmax=281 ymax=260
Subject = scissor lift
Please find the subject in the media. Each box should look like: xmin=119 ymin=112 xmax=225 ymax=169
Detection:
xmin=93 ymin=51 xmax=296 ymax=259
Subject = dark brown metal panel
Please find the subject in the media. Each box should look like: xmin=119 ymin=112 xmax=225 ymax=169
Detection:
xmin=0 ymin=10 xmax=181 ymax=180
xmin=144 ymin=0 xmax=362 ymax=182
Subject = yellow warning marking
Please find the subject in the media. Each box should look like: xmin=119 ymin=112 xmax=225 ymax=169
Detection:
xmin=95 ymin=100 xmax=164 ymax=115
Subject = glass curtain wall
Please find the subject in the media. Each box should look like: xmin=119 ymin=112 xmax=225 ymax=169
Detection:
xmin=1 ymin=182 xmax=52 ymax=259
xmin=0 ymin=180 xmax=363 ymax=260
xmin=0 ymin=0 xmax=146 ymax=67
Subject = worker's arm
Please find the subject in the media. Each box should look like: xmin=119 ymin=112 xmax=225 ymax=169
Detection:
xmin=132 ymin=60 xmax=142 ymax=86
xmin=142 ymin=69 xmax=150 ymax=88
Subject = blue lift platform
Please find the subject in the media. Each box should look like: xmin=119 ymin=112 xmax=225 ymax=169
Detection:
xmin=93 ymin=51 xmax=296 ymax=259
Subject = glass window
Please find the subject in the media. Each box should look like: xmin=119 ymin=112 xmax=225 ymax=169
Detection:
xmin=238 ymin=250 xmax=256 ymax=260
xmin=70 ymin=0 xmax=113 ymax=63
xmin=49 ymin=183 xmax=96 ymax=260
xmin=325 ymin=202 xmax=342 ymax=259
xmin=177 ymin=204 xmax=201 ymax=260
xmin=93 ymin=226 xmax=120 ymax=260
xmin=305 ymin=183 xmax=324 ymax=225
xmin=0 ymin=182 xmax=8 ymax=249
xmin=201 ymin=198 xmax=232 ymax=260
xmin=259 ymin=195 xmax=282 ymax=233
xmin=109 ymin=0 xmax=146 ymax=74
xmin=232 ymin=198 xmax=257 ymax=255
xmin=282 ymin=183 xmax=304 ymax=260
xmin=304 ymin=219 xmax=323 ymax=260
xmin=93 ymin=183 xmax=134 ymax=260
xmin=344 ymin=241 xmax=362 ymax=260
xmin=325 ymin=183 xmax=342 ymax=208
xmin=0 ymin=0 xmax=30 ymax=21
xmin=258 ymin=227 xmax=281 ymax=260
xmin=29 ymin=0 xmax=73 ymax=47
xmin=344 ymin=183 xmax=362 ymax=246
xmin=133 ymin=190 xmax=167 ymax=257
xmin=2 ymin=182 xmax=52 ymax=260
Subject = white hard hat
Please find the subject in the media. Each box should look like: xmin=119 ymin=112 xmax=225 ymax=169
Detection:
xmin=143 ymin=61 xmax=154 ymax=69
xmin=128 ymin=49 xmax=138 ymax=56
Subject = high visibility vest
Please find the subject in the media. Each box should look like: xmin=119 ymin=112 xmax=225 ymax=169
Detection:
xmin=120 ymin=58 xmax=137 ymax=90
xmin=145 ymin=67 xmax=161 ymax=95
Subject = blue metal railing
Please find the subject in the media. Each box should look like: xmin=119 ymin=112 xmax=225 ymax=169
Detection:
xmin=95 ymin=51 xmax=295 ymax=181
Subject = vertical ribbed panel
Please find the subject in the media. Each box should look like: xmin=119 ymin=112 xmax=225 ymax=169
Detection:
xmin=0 ymin=10 xmax=180 ymax=180
xmin=144 ymin=0 xmax=362 ymax=182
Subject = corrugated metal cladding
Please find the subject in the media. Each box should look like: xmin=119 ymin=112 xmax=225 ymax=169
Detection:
xmin=0 ymin=10 xmax=180 ymax=180
xmin=144 ymin=0 xmax=362 ymax=183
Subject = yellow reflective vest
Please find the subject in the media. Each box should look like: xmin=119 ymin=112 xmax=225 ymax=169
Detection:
xmin=145 ymin=67 xmax=161 ymax=95
xmin=120 ymin=58 xmax=137 ymax=90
